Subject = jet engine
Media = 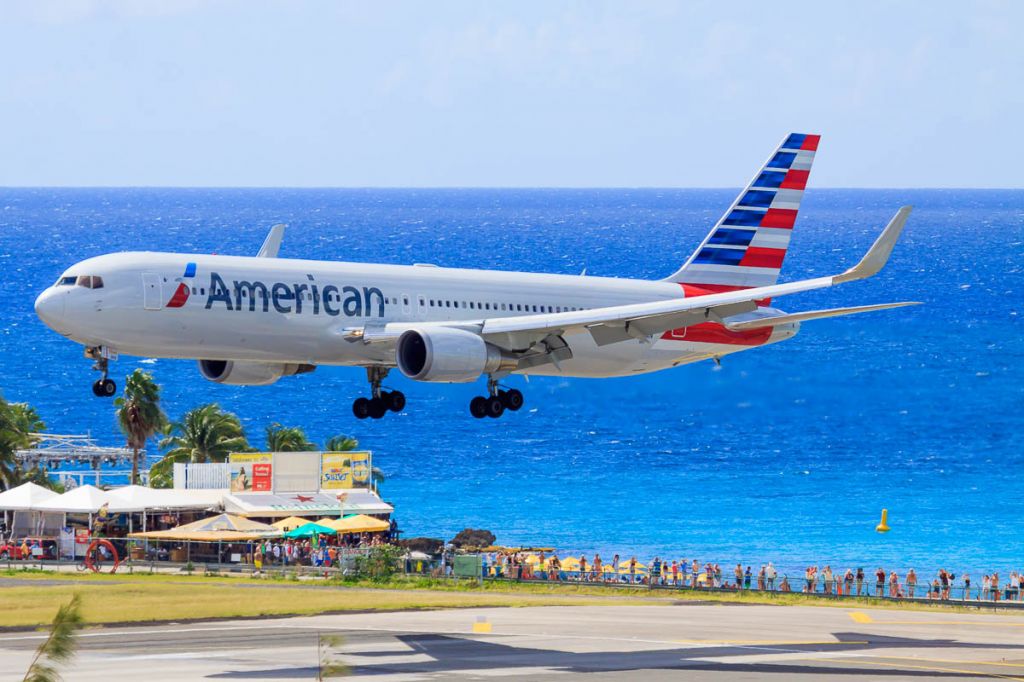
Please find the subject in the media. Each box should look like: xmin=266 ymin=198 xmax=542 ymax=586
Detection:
xmin=198 ymin=359 xmax=316 ymax=386
xmin=396 ymin=328 xmax=516 ymax=383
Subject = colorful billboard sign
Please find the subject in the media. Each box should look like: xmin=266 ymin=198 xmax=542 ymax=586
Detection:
xmin=320 ymin=451 xmax=372 ymax=490
xmin=228 ymin=453 xmax=273 ymax=492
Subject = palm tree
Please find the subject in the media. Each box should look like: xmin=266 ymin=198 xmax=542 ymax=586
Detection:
xmin=114 ymin=370 xmax=167 ymax=485
xmin=324 ymin=434 xmax=359 ymax=452
xmin=265 ymin=423 xmax=314 ymax=452
xmin=0 ymin=397 xmax=46 ymax=491
xmin=149 ymin=404 xmax=250 ymax=488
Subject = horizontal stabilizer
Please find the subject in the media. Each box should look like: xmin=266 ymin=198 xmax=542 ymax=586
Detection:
xmin=724 ymin=301 xmax=920 ymax=331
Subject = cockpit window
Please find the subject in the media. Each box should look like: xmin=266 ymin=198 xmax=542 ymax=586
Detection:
xmin=75 ymin=276 xmax=104 ymax=289
xmin=57 ymin=276 xmax=77 ymax=286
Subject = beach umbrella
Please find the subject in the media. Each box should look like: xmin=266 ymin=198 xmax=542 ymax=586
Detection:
xmin=271 ymin=516 xmax=311 ymax=532
xmin=522 ymin=554 xmax=541 ymax=565
xmin=129 ymin=513 xmax=278 ymax=541
xmin=284 ymin=522 xmax=336 ymax=538
xmin=600 ymin=563 xmax=617 ymax=573
xmin=618 ymin=560 xmax=648 ymax=573
xmin=325 ymin=514 xmax=390 ymax=533
xmin=559 ymin=557 xmax=582 ymax=570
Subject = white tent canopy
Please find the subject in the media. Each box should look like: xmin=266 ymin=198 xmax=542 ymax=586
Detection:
xmin=106 ymin=485 xmax=220 ymax=512
xmin=33 ymin=484 xmax=125 ymax=513
xmin=0 ymin=482 xmax=58 ymax=511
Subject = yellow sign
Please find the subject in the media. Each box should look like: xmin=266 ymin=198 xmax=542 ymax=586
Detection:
xmin=320 ymin=451 xmax=372 ymax=490
xmin=229 ymin=453 xmax=273 ymax=492
xmin=349 ymin=451 xmax=371 ymax=486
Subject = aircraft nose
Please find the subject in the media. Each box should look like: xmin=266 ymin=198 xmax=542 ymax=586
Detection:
xmin=34 ymin=288 xmax=66 ymax=330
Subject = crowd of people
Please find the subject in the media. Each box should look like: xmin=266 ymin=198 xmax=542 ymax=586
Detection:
xmin=247 ymin=534 xmax=389 ymax=571
xmin=480 ymin=551 xmax=1024 ymax=602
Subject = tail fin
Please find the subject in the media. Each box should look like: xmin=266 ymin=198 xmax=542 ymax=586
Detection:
xmin=664 ymin=133 xmax=820 ymax=290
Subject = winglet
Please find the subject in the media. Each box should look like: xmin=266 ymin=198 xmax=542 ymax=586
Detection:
xmin=257 ymin=224 xmax=286 ymax=258
xmin=833 ymin=206 xmax=911 ymax=284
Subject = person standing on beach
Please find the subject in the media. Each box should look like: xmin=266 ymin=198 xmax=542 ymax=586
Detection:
xmin=735 ymin=564 xmax=744 ymax=589
xmin=822 ymin=566 xmax=833 ymax=595
xmin=875 ymin=567 xmax=886 ymax=597
xmin=593 ymin=554 xmax=602 ymax=581
xmin=906 ymin=569 xmax=917 ymax=598
xmin=889 ymin=571 xmax=899 ymax=598
xmin=744 ymin=566 xmax=752 ymax=590
xmin=757 ymin=565 xmax=766 ymax=591
xmin=671 ymin=560 xmax=679 ymax=586
xmin=856 ymin=567 xmax=864 ymax=595
xmin=766 ymin=562 xmax=776 ymax=591
xmin=844 ymin=569 xmax=854 ymax=596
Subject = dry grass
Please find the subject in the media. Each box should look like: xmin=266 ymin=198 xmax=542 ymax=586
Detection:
xmin=0 ymin=577 xmax=654 ymax=628
xmin=0 ymin=569 xmax=1009 ymax=628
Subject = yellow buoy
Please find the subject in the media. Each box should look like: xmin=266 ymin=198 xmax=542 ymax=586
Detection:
xmin=875 ymin=508 xmax=891 ymax=533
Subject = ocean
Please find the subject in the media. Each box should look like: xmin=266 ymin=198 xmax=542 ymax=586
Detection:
xmin=1 ymin=187 xmax=1022 ymax=577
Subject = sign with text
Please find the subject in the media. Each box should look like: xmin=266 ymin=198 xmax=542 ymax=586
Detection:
xmin=228 ymin=453 xmax=273 ymax=492
xmin=320 ymin=451 xmax=372 ymax=490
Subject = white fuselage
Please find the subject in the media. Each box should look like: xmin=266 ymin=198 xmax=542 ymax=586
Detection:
xmin=35 ymin=251 xmax=796 ymax=379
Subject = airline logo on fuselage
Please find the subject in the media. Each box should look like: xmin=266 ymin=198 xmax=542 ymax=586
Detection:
xmin=203 ymin=272 xmax=384 ymax=318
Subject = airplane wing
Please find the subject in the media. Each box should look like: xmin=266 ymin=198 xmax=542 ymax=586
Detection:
xmin=357 ymin=206 xmax=912 ymax=358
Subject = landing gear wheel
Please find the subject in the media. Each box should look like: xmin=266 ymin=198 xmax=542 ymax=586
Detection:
xmin=485 ymin=395 xmax=505 ymax=418
xmin=368 ymin=397 xmax=387 ymax=419
xmin=384 ymin=390 xmax=405 ymax=413
xmin=501 ymin=388 xmax=524 ymax=411
xmin=469 ymin=396 xmax=488 ymax=418
xmin=92 ymin=379 xmax=116 ymax=397
xmin=352 ymin=397 xmax=371 ymax=419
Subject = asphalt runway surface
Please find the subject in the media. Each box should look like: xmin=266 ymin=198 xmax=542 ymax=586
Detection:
xmin=4 ymin=603 xmax=1024 ymax=680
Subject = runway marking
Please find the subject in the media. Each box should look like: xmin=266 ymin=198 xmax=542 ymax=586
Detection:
xmin=848 ymin=611 xmax=873 ymax=623
xmin=676 ymin=639 xmax=868 ymax=646
xmin=865 ymin=655 xmax=1024 ymax=670
xmin=810 ymin=655 xmax=1024 ymax=681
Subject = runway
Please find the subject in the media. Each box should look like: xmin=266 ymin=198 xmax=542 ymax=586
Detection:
xmin=3 ymin=603 xmax=1024 ymax=680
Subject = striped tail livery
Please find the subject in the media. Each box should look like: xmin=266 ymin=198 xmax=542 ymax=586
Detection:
xmin=665 ymin=133 xmax=820 ymax=292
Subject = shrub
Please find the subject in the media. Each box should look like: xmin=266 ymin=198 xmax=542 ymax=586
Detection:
xmin=353 ymin=544 xmax=404 ymax=583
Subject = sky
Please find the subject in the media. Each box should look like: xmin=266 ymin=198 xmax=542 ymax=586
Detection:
xmin=0 ymin=0 xmax=1021 ymax=187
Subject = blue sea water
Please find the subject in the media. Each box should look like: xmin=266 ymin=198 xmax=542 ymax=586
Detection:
xmin=1 ymin=187 xmax=1022 ymax=576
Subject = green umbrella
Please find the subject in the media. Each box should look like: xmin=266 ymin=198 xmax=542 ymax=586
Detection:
xmin=283 ymin=522 xmax=336 ymax=538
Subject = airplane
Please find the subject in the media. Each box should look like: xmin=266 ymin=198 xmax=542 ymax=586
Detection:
xmin=34 ymin=133 xmax=917 ymax=419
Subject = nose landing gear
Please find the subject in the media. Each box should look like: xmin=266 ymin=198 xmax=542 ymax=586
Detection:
xmin=353 ymin=366 xmax=405 ymax=420
xmin=469 ymin=378 xmax=524 ymax=419
xmin=86 ymin=346 xmax=117 ymax=398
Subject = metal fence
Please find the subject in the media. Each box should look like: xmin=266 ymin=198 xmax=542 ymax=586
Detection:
xmin=477 ymin=561 xmax=1024 ymax=608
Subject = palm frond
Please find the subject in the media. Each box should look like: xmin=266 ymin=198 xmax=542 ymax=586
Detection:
xmin=23 ymin=593 xmax=84 ymax=682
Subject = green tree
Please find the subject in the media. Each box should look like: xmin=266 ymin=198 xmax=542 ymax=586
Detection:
xmin=149 ymin=404 xmax=250 ymax=488
xmin=324 ymin=434 xmax=359 ymax=452
xmin=265 ymin=422 xmax=314 ymax=452
xmin=114 ymin=369 xmax=168 ymax=486
xmin=0 ymin=397 xmax=48 ymax=491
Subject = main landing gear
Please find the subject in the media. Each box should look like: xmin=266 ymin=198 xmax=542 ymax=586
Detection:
xmin=469 ymin=377 xmax=524 ymax=419
xmin=86 ymin=346 xmax=116 ymax=398
xmin=352 ymin=367 xmax=405 ymax=420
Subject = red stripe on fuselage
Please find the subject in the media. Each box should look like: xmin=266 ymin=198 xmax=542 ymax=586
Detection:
xmin=661 ymin=322 xmax=772 ymax=346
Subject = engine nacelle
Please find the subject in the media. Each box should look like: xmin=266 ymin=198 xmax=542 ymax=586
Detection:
xmin=396 ymin=328 xmax=516 ymax=383
xmin=198 ymin=359 xmax=316 ymax=386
